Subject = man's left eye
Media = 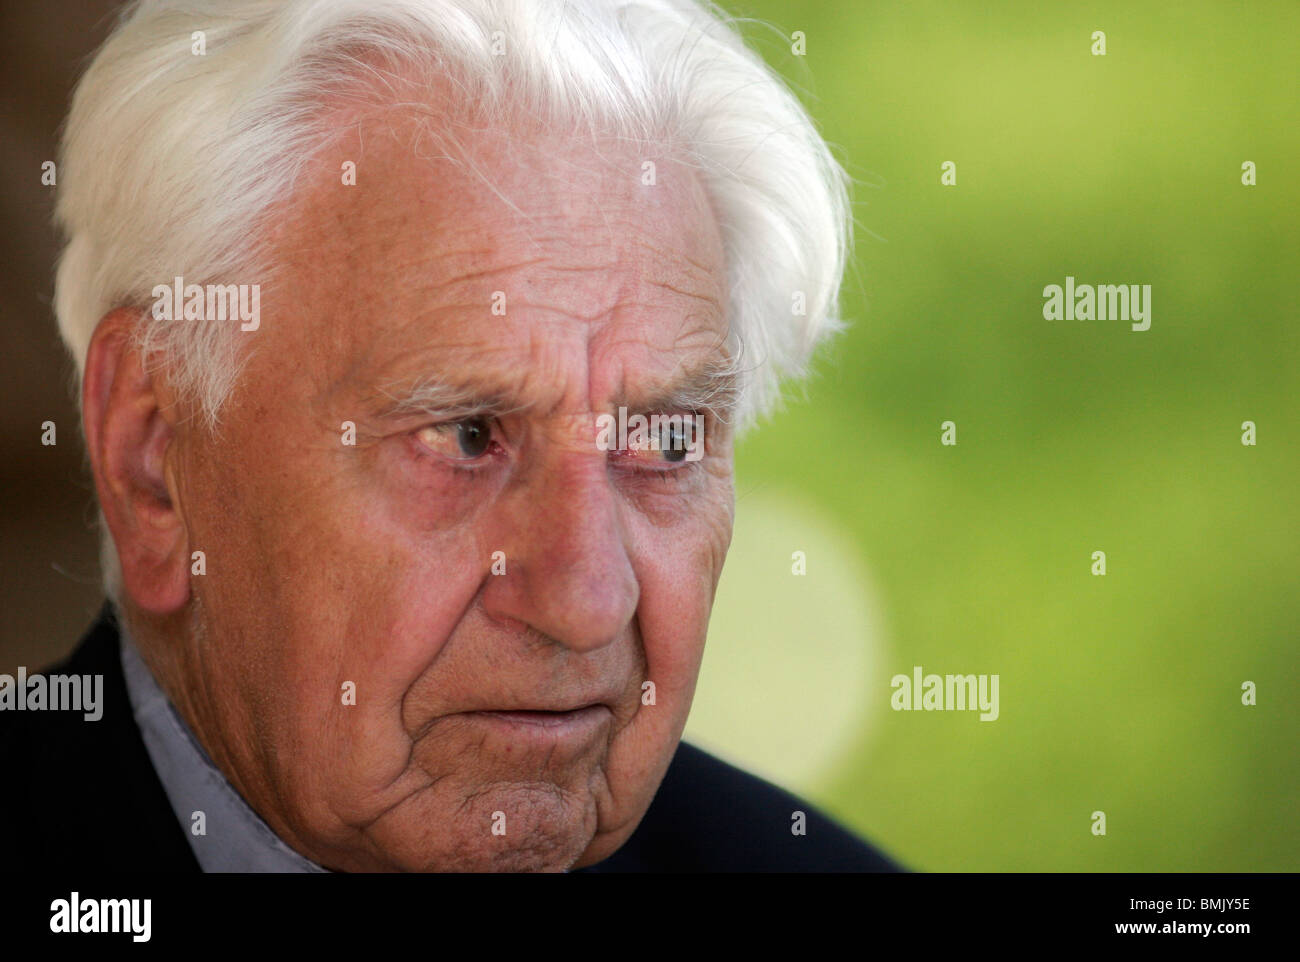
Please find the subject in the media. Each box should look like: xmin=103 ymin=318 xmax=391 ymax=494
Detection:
xmin=415 ymin=417 xmax=493 ymax=460
xmin=657 ymin=422 xmax=690 ymax=463
xmin=624 ymin=417 xmax=701 ymax=468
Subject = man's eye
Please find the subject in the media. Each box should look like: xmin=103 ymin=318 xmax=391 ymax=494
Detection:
xmin=658 ymin=422 xmax=689 ymax=463
xmin=415 ymin=417 xmax=493 ymax=460
xmin=624 ymin=417 xmax=701 ymax=467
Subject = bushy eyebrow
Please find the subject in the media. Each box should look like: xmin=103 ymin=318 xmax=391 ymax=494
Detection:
xmin=367 ymin=352 xmax=741 ymax=425
xmin=624 ymin=356 xmax=742 ymax=426
xmin=368 ymin=375 xmax=531 ymax=421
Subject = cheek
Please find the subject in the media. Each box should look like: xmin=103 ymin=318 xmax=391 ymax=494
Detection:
xmin=315 ymin=490 xmax=492 ymax=706
xmin=183 ymin=430 xmax=488 ymax=730
xmin=628 ymin=482 xmax=735 ymax=715
xmin=259 ymin=486 xmax=496 ymax=814
xmin=584 ymin=488 xmax=733 ymax=853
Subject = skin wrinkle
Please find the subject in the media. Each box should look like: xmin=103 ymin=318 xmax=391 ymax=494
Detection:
xmin=388 ymin=254 xmax=552 ymax=293
xmin=395 ymin=577 xmax=483 ymax=742
xmin=100 ymin=99 xmax=735 ymax=871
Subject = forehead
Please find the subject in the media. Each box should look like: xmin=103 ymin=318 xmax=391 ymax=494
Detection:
xmin=263 ymin=108 xmax=730 ymax=414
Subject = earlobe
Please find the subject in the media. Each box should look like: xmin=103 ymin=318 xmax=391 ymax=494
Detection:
xmin=83 ymin=308 xmax=192 ymax=614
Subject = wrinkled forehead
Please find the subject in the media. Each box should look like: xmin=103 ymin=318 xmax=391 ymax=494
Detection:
xmin=258 ymin=108 xmax=731 ymax=417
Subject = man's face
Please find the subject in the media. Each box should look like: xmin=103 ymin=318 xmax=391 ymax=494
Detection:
xmin=158 ymin=114 xmax=735 ymax=871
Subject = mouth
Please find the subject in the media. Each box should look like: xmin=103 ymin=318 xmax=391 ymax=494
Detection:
xmin=469 ymin=704 xmax=611 ymax=729
xmin=457 ymin=702 xmax=617 ymax=748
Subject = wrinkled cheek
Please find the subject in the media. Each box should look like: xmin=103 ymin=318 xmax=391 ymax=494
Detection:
xmin=626 ymin=542 xmax=723 ymax=752
xmin=638 ymin=609 xmax=704 ymax=713
xmin=278 ymin=542 xmax=488 ymax=829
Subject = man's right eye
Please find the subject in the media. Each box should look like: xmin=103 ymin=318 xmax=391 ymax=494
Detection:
xmin=415 ymin=417 xmax=494 ymax=460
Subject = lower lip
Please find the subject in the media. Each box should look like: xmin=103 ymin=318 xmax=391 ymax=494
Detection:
xmin=467 ymin=705 xmax=611 ymax=734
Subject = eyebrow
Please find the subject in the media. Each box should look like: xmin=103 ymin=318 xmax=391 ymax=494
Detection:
xmin=623 ymin=356 xmax=742 ymax=426
xmin=367 ymin=352 xmax=742 ymax=425
xmin=368 ymin=376 xmax=531 ymax=421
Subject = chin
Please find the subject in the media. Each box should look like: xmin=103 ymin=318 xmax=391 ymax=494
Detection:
xmin=366 ymin=782 xmax=602 ymax=873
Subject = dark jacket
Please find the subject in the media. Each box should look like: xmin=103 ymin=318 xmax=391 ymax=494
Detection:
xmin=1 ymin=606 xmax=900 ymax=872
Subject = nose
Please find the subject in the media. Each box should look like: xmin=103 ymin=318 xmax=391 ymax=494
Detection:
xmin=480 ymin=450 xmax=639 ymax=653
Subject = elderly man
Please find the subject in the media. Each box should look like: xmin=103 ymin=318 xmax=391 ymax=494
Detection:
xmin=2 ymin=0 xmax=896 ymax=872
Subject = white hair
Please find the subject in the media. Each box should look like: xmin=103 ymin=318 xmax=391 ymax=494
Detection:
xmin=54 ymin=0 xmax=851 ymax=600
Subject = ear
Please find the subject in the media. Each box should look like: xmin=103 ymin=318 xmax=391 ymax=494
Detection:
xmin=83 ymin=308 xmax=191 ymax=614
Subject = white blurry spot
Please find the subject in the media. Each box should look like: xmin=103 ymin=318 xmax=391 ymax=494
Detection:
xmin=685 ymin=491 xmax=884 ymax=793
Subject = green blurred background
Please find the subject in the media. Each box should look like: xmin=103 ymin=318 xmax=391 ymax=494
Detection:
xmin=685 ymin=0 xmax=1299 ymax=870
